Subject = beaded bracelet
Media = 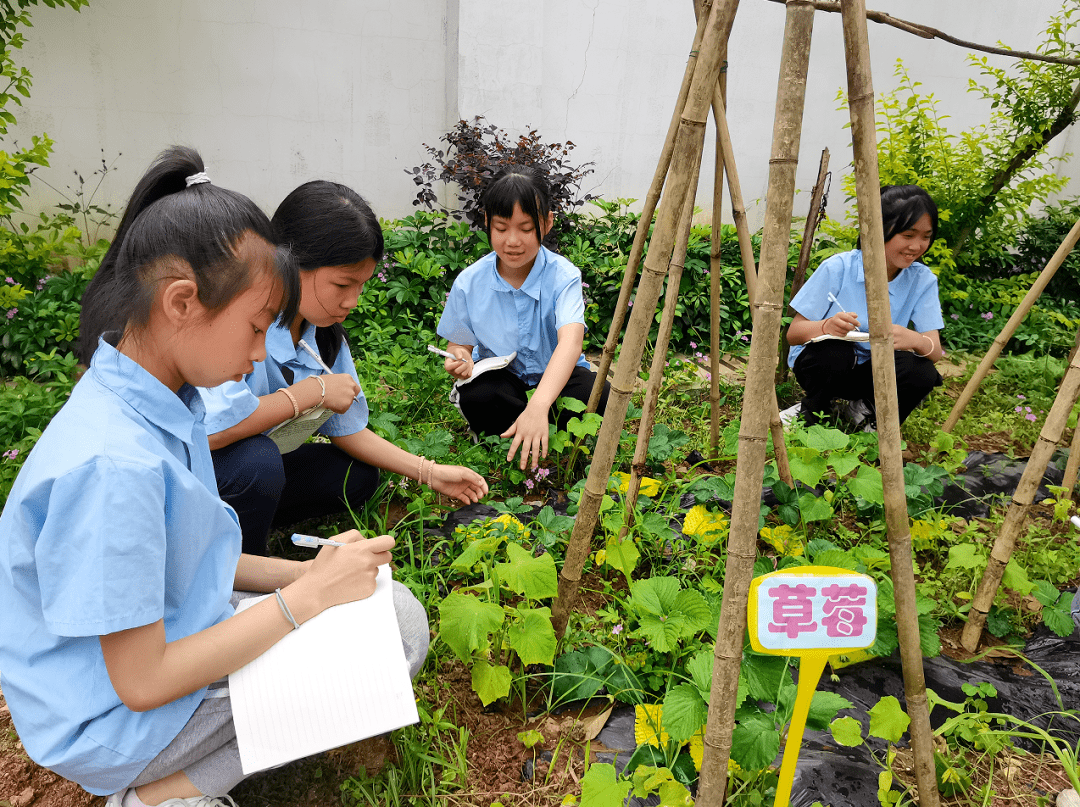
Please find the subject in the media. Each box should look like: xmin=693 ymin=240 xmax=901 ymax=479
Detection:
xmin=274 ymin=588 xmax=300 ymax=630
xmin=278 ymin=387 xmax=300 ymax=418
xmin=417 ymin=454 xmax=427 ymax=484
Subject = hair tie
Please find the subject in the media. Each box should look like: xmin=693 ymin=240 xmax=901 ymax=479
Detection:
xmin=185 ymin=172 xmax=211 ymax=188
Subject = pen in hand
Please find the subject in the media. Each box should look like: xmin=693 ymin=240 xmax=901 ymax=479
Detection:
xmin=291 ymin=533 xmax=346 ymax=548
xmin=297 ymin=338 xmax=362 ymax=403
xmin=827 ymin=292 xmax=848 ymax=313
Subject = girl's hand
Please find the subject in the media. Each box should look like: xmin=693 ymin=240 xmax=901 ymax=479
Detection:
xmin=300 ymin=530 xmax=394 ymax=608
xmin=444 ymin=353 xmax=473 ymax=380
xmin=502 ymin=404 xmax=549 ymax=470
xmin=823 ymin=311 xmax=860 ymax=336
xmin=319 ymin=373 xmax=362 ymax=414
xmin=428 ymin=464 xmax=489 ymax=504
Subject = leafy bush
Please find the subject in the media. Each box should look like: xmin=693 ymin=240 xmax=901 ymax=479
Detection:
xmin=406 ymin=115 xmax=596 ymax=246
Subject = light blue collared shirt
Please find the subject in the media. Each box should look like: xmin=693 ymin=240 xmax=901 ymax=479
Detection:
xmin=198 ymin=321 xmax=369 ymax=437
xmin=436 ymin=246 xmax=590 ymax=386
xmin=787 ymin=249 xmax=945 ymax=367
xmin=0 ymin=339 xmax=241 ymax=795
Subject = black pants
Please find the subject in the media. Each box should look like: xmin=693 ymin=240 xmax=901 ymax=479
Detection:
xmin=456 ymin=365 xmax=611 ymax=437
xmin=792 ymin=340 xmax=942 ymax=426
xmin=212 ymin=435 xmax=380 ymax=556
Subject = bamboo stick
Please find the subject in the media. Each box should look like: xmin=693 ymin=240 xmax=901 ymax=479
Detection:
xmin=697 ymin=2 xmax=814 ymax=803
xmin=552 ymin=0 xmax=738 ymax=639
xmin=1062 ymin=329 xmax=1080 ymax=499
xmin=707 ymin=0 xmax=728 ymax=457
xmin=1062 ymin=422 xmax=1080 ymax=498
xmin=585 ymin=0 xmax=715 ymax=414
xmin=840 ymin=0 xmax=939 ymax=802
xmin=944 ymin=217 xmax=1080 ymax=432
xmin=710 ymin=85 xmax=794 ymax=485
xmin=961 ymin=350 xmax=1080 ymax=650
xmin=621 ymin=159 xmax=702 ymax=527
xmin=781 ymin=148 xmax=831 ymax=379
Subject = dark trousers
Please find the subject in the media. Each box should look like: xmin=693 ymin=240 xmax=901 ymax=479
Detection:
xmin=212 ymin=435 xmax=380 ymax=556
xmin=793 ymin=340 xmax=942 ymax=426
xmin=457 ymin=365 xmax=611 ymax=437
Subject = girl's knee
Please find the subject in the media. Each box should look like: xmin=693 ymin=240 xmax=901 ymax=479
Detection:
xmin=214 ymin=435 xmax=286 ymax=500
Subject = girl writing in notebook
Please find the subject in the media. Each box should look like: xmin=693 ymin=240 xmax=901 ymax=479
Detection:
xmin=437 ymin=166 xmax=610 ymax=470
xmin=193 ymin=181 xmax=488 ymax=555
xmin=0 ymin=147 xmax=428 ymax=807
xmin=785 ymin=184 xmax=945 ymax=429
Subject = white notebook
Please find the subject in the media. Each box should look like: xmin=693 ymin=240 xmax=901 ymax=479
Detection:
xmin=228 ymin=566 xmax=419 ymax=774
xmin=265 ymin=406 xmax=334 ymax=454
xmin=809 ymin=330 xmax=870 ymax=343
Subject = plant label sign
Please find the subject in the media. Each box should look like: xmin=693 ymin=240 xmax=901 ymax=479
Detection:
xmin=748 ymin=566 xmax=877 ymax=654
xmin=747 ymin=566 xmax=877 ymax=807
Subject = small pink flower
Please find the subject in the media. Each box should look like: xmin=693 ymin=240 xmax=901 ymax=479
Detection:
xmin=689 ymin=341 xmax=697 ymax=349
xmin=6 ymin=308 xmax=15 ymax=319
xmin=1017 ymin=394 xmax=1026 ymax=400
xmin=612 ymin=624 xmax=623 ymax=635
xmin=4 ymin=277 xmax=13 ymax=284
xmin=2 ymin=449 xmax=18 ymax=461
xmin=524 ymin=479 xmax=534 ymax=490
xmin=1026 ymin=413 xmax=1037 ymax=422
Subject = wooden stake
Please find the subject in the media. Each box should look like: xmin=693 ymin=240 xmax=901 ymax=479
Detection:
xmin=710 ymin=85 xmax=794 ymax=485
xmin=706 ymin=0 xmax=728 ymax=457
xmin=697 ymin=2 xmax=813 ymax=802
xmin=944 ymin=217 xmax=1080 ymax=432
xmin=552 ymin=0 xmax=738 ymax=639
xmin=780 ymin=148 xmax=830 ymax=379
xmin=585 ymin=0 xmax=714 ymax=414
xmin=621 ymin=156 xmax=702 ymax=525
xmin=961 ymin=350 xmax=1080 ymax=650
xmin=840 ymin=0 xmax=939 ymax=802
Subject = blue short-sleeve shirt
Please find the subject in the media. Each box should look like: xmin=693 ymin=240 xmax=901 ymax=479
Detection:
xmin=0 ymin=340 xmax=242 ymax=795
xmin=787 ymin=249 xmax=945 ymax=367
xmin=436 ymin=246 xmax=590 ymax=387
xmin=198 ymin=321 xmax=369 ymax=437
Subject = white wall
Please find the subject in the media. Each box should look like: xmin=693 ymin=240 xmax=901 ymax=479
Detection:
xmin=10 ymin=0 xmax=1079 ymax=232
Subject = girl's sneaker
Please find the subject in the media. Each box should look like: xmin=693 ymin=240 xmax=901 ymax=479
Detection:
xmin=106 ymin=791 xmax=239 ymax=807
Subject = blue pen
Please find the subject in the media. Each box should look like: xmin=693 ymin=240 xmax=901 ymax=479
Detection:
xmin=827 ymin=292 xmax=848 ymax=313
xmin=291 ymin=533 xmax=346 ymax=548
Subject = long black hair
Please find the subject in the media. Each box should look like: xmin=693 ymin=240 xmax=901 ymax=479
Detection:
xmin=78 ymin=146 xmax=299 ymax=363
xmin=271 ymin=180 xmax=384 ymax=366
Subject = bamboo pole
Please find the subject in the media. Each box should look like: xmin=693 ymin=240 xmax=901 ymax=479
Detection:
xmin=840 ymin=0 xmax=939 ymax=802
xmin=944 ymin=217 xmax=1080 ymax=432
xmin=585 ymin=0 xmax=715 ymax=415
xmin=1062 ymin=423 xmax=1080 ymax=498
xmin=707 ymin=0 xmax=728 ymax=457
xmin=780 ymin=148 xmax=831 ymax=379
xmin=621 ymin=158 xmax=702 ymax=527
xmin=961 ymin=351 xmax=1080 ymax=651
xmin=710 ymin=86 xmax=794 ymax=485
xmin=697 ymin=2 xmax=814 ymax=803
xmin=552 ymin=0 xmax=738 ymax=639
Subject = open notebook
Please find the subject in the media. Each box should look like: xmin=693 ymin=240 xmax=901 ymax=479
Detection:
xmin=265 ymin=406 xmax=334 ymax=454
xmin=228 ymin=566 xmax=419 ymax=774
xmin=809 ymin=330 xmax=869 ymax=343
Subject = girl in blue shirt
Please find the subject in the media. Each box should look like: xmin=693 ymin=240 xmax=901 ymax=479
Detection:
xmin=437 ymin=167 xmax=610 ymax=469
xmin=786 ymin=185 xmax=945 ymax=428
xmin=192 ymin=181 xmax=488 ymax=556
xmin=2 ymin=148 xmax=427 ymax=807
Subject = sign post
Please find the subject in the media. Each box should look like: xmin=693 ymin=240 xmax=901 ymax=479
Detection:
xmin=746 ymin=565 xmax=877 ymax=807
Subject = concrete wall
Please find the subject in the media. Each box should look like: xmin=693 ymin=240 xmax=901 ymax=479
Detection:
xmin=11 ymin=0 xmax=1079 ymax=232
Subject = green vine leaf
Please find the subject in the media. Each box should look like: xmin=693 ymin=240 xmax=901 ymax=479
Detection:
xmin=495 ymin=542 xmax=558 ymax=600
xmin=438 ymin=591 xmax=504 ymax=664
xmin=579 ymin=762 xmax=631 ymax=807
xmin=506 ymin=604 xmax=557 ymax=665
xmin=471 ymin=659 xmax=512 ymax=706
xmin=868 ymin=696 xmax=910 ymax=744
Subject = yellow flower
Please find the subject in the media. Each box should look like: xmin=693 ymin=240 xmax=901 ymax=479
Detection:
xmin=609 ymin=471 xmax=661 ymax=497
xmin=682 ymin=504 xmax=729 ymax=546
xmin=594 ymin=548 xmax=608 ymax=564
xmin=759 ymin=524 xmax=804 ymax=557
xmin=910 ymin=518 xmax=948 ymax=551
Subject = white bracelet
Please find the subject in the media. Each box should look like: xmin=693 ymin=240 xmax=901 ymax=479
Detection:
xmin=275 ymin=588 xmax=300 ymax=630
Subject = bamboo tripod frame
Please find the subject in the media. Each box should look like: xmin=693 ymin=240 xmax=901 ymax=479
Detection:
xmin=552 ymin=0 xmax=941 ymax=801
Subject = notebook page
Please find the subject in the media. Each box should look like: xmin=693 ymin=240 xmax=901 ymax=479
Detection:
xmin=229 ymin=565 xmax=419 ymax=774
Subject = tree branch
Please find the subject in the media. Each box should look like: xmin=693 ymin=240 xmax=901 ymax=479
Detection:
xmin=764 ymin=0 xmax=1080 ymax=66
